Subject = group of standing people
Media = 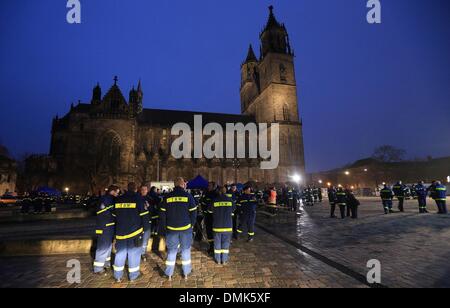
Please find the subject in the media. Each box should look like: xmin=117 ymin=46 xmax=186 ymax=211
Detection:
xmin=380 ymin=180 xmax=447 ymax=214
xmin=92 ymin=178 xmax=258 ymax=282
xmin=327 ymin=186 xmax=361 ymax=219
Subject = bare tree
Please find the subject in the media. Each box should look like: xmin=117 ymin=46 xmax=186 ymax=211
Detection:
xmin=372 ymin=145 xmax=406 ymax=163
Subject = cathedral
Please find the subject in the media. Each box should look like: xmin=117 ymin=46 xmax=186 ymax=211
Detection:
xmin=47 ymin=6 xmax=305 ymax=194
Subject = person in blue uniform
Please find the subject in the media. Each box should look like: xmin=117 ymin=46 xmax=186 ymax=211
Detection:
xmin=287 ymin=187 xmax=295 ymax=211
xmin=149 ymin=186 xmax=160 ymax=237
xmin=336 ymin=187 xmax=347 ymax=219
xmin=434 ymin=181 xmax=447 ymax=214
xmin=237 ymin=186 xmax=257 ymax=242
xmin=112 ymin=182 xmax=146 ymax=283
xmin=93 ymin=185 xmax=119 ymax=275
xmin=139 ymin=185 xmax=152 ymax=262
xmin=211 ymin=186 xmax=236 ymax=264
xmin=327 ymin=186 xmax=337 ymax=218
xmin=415 ymin=181 xmax=429 ymax=214
xmin=159 ymin=177 xmax=198 ymax=280
xmin=201 ymin=182 xmax=218 ymax=254
xmin=380 ymin=184 xmax=394 ymax=214
xmin=393 ymin=181 xmax=407 ymax=212
xmin=227 ymin=184 xmax=240 ymax=240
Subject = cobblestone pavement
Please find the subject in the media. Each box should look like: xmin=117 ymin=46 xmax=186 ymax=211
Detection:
xmin=257 ymin=197 xmax=450 ymax=288
xmin=0 ymin=227 xmax=365 ymax=288
xmin=0 ymin=197 xmax=448 ymax=288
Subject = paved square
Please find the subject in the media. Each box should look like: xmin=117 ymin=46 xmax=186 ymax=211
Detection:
xmin=0 ymin=197 xmax=448 ymax=288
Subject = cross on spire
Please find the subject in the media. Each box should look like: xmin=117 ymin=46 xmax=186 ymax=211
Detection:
xmin=113 ymin=76 xmax=118 ymax=85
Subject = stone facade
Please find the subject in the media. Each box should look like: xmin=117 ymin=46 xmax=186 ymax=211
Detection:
xmin=44 ymin=7 xmax=305 ymax=194
xmin=0 ymin=154 xmax=17 ymax=195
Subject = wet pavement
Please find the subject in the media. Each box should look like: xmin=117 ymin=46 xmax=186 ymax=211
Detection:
xmin=0 ymin=197 xmax=449 ymax=288
xmin=257 ymin=197 xmax=450 ymax=288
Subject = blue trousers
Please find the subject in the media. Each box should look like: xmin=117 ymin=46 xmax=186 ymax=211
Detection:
xmin=165 ymin=230 xmax=192 ymax=277
xmin=113 ymin=238 xmax=142 ymax=281
xmin=214 ymin=232 xmax=232 ymax=263
xmin=436 ymin=200 xmax=448 ymax=214
xmin=238 ymin=212 xmax=256 ymax=237
xmin=418 ymin=197 xmax=427 ymax=212
xmin=142 ymin=229 xmax=151 ymax=255
xmin=382 ymin=200 xmax=393 ymax=213
xmin=93 ymin=228 xmax=114 ymax=273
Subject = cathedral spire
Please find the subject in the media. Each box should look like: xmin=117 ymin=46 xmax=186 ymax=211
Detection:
xmin=243 ymin=44 xmax=258 ymax=64
xmin=260 ymin=5 xmax=291 ymax=58
xmin=91 ymin=82 xmax=102 ymax=104
xmin=265 ymin=5 xmax=281 ymax=31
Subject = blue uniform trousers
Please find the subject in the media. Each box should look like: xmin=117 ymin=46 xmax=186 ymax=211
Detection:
xmin=382 ymin=200 xmax=393 ymax=213
xmin=141 ymin=229 xmax=151 ymax=255
xmin=93 ymin=228 xmax=114 ymax=273
xmin=436 ymin=200 xmax=447 ymax=214
xmin=238 ymin=212 xmax=256 ymax=238
xmin=214 ymin=232 xmax=232 ymax=263
xmin=418 ymin=197 xmax=427 ymax=212
xmin=165 ymin=230 xmax=193 ymax=277
xmin=113 ymin=238 xmax=142 ymax=281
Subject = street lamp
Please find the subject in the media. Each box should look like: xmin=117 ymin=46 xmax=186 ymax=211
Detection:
xmin=447 ymin=176 xmax=450 ymax=183
xmin=345 ymin=171 xmax=350 ymax=176
xmin=318 ymin=180 xmax=323 ymax=184
xmin=364 ymin=169 xmax=368 ymax=172
xmin=327 ymin=182 xmax=332 ymax=187
xmin=65 ymin=187 xmax=69 ymax=193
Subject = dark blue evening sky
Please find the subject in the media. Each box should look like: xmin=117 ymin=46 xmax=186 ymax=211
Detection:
xmin=0 ymin=0 xmax=449 ymax=172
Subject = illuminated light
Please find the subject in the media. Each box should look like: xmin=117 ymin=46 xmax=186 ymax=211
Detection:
xmin=364 ymin=169 xmax=368 ymax=172
xmin=447 ymin=176 xmax=450 ymax=183
xmin=351 ymin=186 xmax=355 ymax=190
xmin=318 ymin=180 xmax=323 ymax=184
xmin=291 ymin=174 xmax=302 ymax=184
xmin=338 ymin=184 xmax=342 ymax=188
xmin=327 ymin=182 xmax=332 ymax=187
xmin=382 ymin=182 xmax=386 ymax=186
xmin=64 ymin=187 xmax=69 ymax=192
xmin=345 ymin=171 xmax=350 ymax=176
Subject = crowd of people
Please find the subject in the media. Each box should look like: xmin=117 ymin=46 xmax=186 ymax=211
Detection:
xmin=326 ymin=180 xmax=448 ymax=218
xmin=378 ymin=180 xmax=448 ymax=215
xmin=93 ymin=178 xmax=257 ymax=283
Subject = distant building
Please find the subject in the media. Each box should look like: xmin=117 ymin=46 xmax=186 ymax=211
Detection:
xmin=0 ymin=154 xmax=17 ymax=195
xmin=311 ymin=157 xmax=450 ymax=189
xmin=20 ymin=155 xmax=58 ymax=193
xmin=31 ymin=7 xmax=305 ymax=194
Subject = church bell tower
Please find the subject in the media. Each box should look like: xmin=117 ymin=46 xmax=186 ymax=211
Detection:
xmin=240 ymin=6 xmax=305 ymax=182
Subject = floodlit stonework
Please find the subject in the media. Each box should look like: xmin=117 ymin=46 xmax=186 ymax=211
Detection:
xmin=40 ymin=7 xmax=305 ymax=194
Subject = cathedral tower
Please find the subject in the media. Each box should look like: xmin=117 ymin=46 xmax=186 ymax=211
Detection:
xmin=240 ymin=6 xmax=305 ymax=182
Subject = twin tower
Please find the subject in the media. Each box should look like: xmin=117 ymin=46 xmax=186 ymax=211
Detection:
xmin=240 ymin=6 xmax=305 ymax=180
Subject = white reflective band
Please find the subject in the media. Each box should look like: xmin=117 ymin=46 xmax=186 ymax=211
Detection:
xmin=113 ymin=266 xmax=125 ymax=271
xmin=165 ymin=261 xmax=176 ymax=266
xmin=128 ymin=266 xmax=140 ymax=273
xmin=106 ymin=257 xmax=111 ymax=262
xmin=181 ymin=260 xmax=192 ymax=265
xmin=93 ymin=262 xmax=105 ymax=267
xmin=222 ymin=250 xmax=230 ymax=254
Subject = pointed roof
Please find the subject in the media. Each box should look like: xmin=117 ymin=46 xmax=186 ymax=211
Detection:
xmin=102 ymin=76 xmax=127 ymax=106
xmin=244 ymin=44 xmax=258 ymax=64
xmin=264 ymin=5 xmax=282 ymax=31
